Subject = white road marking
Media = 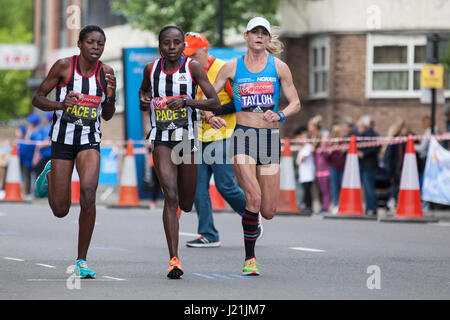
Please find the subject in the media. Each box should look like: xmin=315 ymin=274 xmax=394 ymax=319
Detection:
xmin=27 ymin=278 xmax=121 ymax=282
xmin=179 ymin=232 xmax=200 ymax=237
xmin=4 ymin=257 xmax=25 ymax=261
xmin=431 ymin=222 xmax=450 ymax=227
xmin=36 ymin=263 xmax=56 ymax=269
xmin=102 ymin=276 xmax=126 ymax=281
xmin=289 ymin=247 xmax=326 ymax=253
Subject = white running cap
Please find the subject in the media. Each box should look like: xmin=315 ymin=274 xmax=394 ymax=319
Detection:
xmin=246 ymin=17 xmax=271 ymax=34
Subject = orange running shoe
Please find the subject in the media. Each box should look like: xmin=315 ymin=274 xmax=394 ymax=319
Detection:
xmin=167 ymin=257 xmax=183 ymax=279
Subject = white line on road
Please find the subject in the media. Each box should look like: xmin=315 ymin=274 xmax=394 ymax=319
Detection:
xmin=4 ymin=257 xmax=25 ymax=261
xmin=289 ymin=247 xmax=326 ymax=253
xmin=102 ymin=276 xmax=126 ymax=281
xmin=179 ymin=232 xmax=200 ymax=237
xmin=431 ymin=222 xmax=450 ymax=227
xmin=36 ymin=263 xmax=56 ymax=269
xmin=27 ymin=278 xmax=123 ymax=282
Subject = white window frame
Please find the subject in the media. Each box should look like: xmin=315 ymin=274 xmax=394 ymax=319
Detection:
xmin=309 ymin=36 xmax=330 ymax=99
xmin=366 ymin=34 xmax=424 ymax=98
xmin=366 ymin=33 xmax=450 ymax=99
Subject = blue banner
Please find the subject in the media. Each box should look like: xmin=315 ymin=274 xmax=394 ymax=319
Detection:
xmin=422 ymin=137 xmax=450 ymax=205
xmin=99 ymin=147 xmax=119 ymax=186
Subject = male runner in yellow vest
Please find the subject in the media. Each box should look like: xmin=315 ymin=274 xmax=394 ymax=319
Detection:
xmin=184 ymin=32 xmax=261 ymax=247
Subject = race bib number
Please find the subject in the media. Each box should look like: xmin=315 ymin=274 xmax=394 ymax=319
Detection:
xmin=239 ymin=82 xmax=275 ymax=112
xmin=62 ymin=93 xmax=101 ymax=126
xmin=153 ymin=95 xmax=188 ymax=130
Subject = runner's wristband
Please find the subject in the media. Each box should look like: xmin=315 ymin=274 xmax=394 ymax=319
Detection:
xmin=277 ymin=111 xmax=286 ymax=122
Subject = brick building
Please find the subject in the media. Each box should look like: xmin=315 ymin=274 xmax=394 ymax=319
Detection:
xmin=278 ymin=0 xmax=450 ymax=138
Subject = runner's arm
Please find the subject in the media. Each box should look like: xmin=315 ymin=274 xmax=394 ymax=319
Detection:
xmin=263 ymin=59 xmax=301 ymax=123
xmin=101 ymin=64 xmax=116 ymax=121
xmin=139 ymin=63 xmax=153 ymax=112
xmin=167 ymin=60 xmax=220 ymax=112
xmin=32 ymin=58 xmax=76 ymax=112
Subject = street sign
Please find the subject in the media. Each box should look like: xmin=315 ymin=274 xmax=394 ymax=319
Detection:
xmin=0 ymin=44 xmax=38 ymax=70
xmin=420 ymin=64 xmax=444 ymax=89
xmin=420 ymin=88 xmax=445 ymax=104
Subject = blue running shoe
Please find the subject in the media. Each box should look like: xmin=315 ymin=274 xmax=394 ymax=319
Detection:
xmin=75 ymin=259 xmax=96 ymax=279
xmin=35 ymin=160 xmax=51 ymax=198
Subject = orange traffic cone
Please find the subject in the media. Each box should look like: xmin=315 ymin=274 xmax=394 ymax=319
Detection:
xmin=2 ymin=143 xmax=24 ymax=202
xmin=325 ymin=135 xmax=375 ymax=220
xmin=381 ymin=135 xmax=438 ymax=223
xmin=71 ymin=166 xmax=80 ymax=204
xmin=277 ymin=138 xmax=307 ymax=215
xmin=209 ymin=174 xmax=227 ymax=212
xmin=112 ymin=139 xmax=141 ymax=208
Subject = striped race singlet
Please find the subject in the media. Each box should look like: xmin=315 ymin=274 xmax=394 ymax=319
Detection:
xmin=232 ymin=54 xmax=280 ymax=113
xmin=51 ymin=55 xmax=106 ymax=145
xmin=148 ymin=57 xmax=199 ymax=142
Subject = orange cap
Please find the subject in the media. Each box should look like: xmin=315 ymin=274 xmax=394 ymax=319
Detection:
xmin=184 ymin=32 xmax=209 ymax=56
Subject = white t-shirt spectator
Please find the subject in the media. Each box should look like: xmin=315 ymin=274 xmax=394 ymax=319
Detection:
xmin=296 ymin=143 xmax=315 ymax=183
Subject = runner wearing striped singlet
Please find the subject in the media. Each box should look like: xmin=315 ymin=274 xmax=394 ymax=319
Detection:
xmin=32 ymin=25 xmax=116 ymax=279
xmin=207 ymin=17 xmax=301 ymax=276
xmin=139 ymin=26 xmax=220 ymax=279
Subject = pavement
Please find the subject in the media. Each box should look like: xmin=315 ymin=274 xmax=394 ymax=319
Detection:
xmin=1 ymin=199 xmax=450 ymax=300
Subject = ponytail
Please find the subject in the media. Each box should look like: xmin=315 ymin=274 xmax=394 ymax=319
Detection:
xmin=266 ymin=34 xmax=284 ymax=55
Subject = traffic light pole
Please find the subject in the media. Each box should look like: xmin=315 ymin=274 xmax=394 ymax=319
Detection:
xmin=427 ymin=33 xmax=439 ymax=134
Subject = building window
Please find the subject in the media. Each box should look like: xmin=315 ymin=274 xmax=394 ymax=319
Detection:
xmin=365 ymin=34 xmax=440 ymax=98
xmin=309 ymin=36 xmax=329 ymax=99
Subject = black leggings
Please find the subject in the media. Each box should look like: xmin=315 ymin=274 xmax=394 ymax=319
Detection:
xmin=301 ymin=182 xmax=313 ymax=210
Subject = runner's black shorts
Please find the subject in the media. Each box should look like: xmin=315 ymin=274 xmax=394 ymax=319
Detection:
xmin=150 ymin=139 xmax=199 ymax=156
xmin=231 ymin=124 xmax=280 ymax=166
xmin=51 ymin=141 xmax=100 ymax=160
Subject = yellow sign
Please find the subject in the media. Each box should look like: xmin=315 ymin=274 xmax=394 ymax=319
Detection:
xmin=420 ymin=64 xmax=444 ymax=89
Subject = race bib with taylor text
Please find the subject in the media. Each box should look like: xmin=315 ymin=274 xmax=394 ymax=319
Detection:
xmin=239 ymin=82 xmax=275 ymax=113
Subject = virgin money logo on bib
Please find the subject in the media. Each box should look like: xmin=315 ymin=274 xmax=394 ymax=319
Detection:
xmin=153 ymin=95 xmax=185 ymax=109
xmin=239 ymin=82 xmax=274 ymax=109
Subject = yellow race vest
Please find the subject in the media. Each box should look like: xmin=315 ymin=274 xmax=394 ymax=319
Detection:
xmin=198 ymin=58 xmax=236 ymax=142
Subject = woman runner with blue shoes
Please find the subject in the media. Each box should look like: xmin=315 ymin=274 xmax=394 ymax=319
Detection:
xmin=32 ymin=25 xmax=116 ymax=279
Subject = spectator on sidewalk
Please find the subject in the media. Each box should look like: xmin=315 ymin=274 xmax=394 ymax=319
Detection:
xmin=35 ymin=112 xmax=53 ymax=175
xmin=416 ymin=115 xmax=439 ymax=186
xmin=16 ymin=113 xmax=43 ymax=197
xmin=381 ymin=119 xmax=406 ymax=212
xmin=354 ymin=115 xmax=380 ymax=217
xmin=308 ymin=115 xmax=331 ymax=214
xmin=296 ymin=131 xmax=315 ymax=215
xmin=325 ymin=124 xmax=347 ymax=214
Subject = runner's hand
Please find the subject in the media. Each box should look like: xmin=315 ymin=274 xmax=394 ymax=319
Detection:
xmin=105 ymin=73 xmax=116 ymax=98
xmin=140 ymin=93 xmax=151 ymax=111
xmin=208 ymin=116 xmax=227 ymax=129
xmin=166 ymin=97 xmax=184 ymax=110
xmin=60 ymin=91 xmax=79 ymax=110
xmin=263 ymin=110 xmax=280 ymax=123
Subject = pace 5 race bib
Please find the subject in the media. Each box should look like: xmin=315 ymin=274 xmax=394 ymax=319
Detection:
xmin=153 ymin=95 xmax=188 ymax=130
xmin=62 ymin=93 xmax=101 ymax=126
xmin=239 ymin=82 xmax=275 ymax=113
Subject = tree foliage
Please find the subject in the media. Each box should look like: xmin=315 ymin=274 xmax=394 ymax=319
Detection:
xmin=0 ymin=0 xmax=33 ymax=121
xmin=111 ymin=0 xmax=280 ymax=46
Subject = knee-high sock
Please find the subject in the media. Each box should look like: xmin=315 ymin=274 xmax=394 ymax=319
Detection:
xmin=242 ymin=209 xmax=259 ymax=260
